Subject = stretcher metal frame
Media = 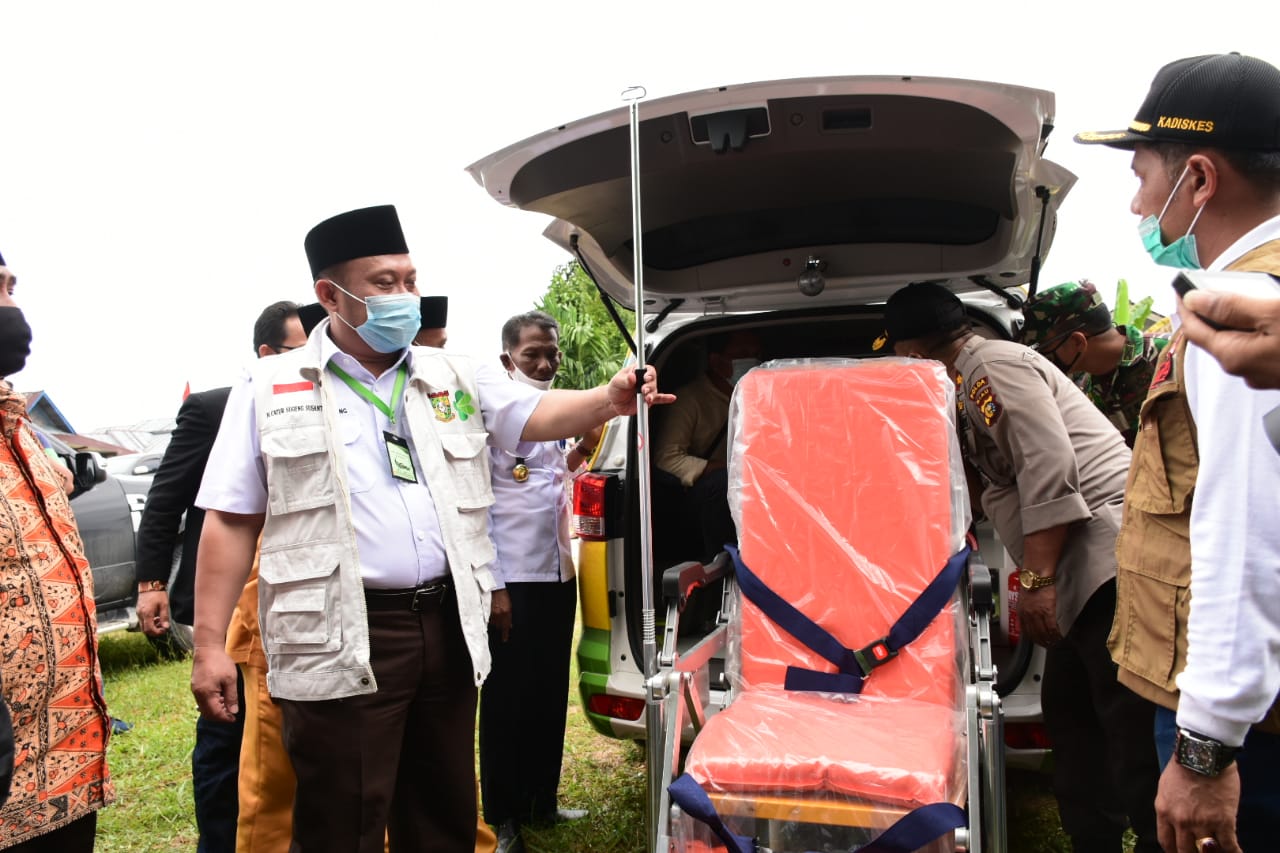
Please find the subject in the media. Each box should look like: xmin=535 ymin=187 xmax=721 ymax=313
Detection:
xmin=646 ymin=525 xmax=1007 ymax=853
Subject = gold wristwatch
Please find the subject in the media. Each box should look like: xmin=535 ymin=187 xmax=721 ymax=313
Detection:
xmin=138 ymin=580 xmax=167 ymax=592
xmin=1019 ymin=571 xmax=1057 ymax=591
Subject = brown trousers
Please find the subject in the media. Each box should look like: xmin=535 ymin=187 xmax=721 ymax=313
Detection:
xmin=278 ymin=593 xmax=479 ymax=853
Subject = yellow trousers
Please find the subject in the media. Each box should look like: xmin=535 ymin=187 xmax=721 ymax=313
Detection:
xmin=235 ymin=664 xmax=497 ymax=853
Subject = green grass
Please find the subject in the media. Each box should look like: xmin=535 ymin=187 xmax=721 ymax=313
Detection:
xmin=97 ymin=632 xmax=201 ymax=852
xmin=93 ymin=628 xmax=1085 ymax=853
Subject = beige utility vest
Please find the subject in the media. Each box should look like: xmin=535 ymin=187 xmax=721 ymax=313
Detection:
xmin=252 ymin=335 xmax=499 ymax=702
xmin=1112 ymin=240 xmax=1280 ymax=733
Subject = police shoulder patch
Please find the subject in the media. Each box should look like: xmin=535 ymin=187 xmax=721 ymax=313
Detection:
xmin=980 ymin=396 xmax=1003 ymax=427
xmin=966 ymin=374 xmax=1001 ymax=426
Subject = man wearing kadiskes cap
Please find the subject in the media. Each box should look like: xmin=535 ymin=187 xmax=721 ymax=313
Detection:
xmin=1075 ymin=52 xmax=1280 ymax=853
xmin=189 ymin=205 xmax=672 ymax=852
xmin=878 ymin=283 xmax=1162 ymax=853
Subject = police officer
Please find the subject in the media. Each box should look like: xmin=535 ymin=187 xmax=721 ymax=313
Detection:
xmin=189 ymin=205 xmax=670 ymax=853
xmin=1075 ymin=52 xmax=1280 ymax=853
xmin=881 ymin=282 xmax=1161 ymax=853
xmin=1021 ymin=280 xmax=1170 ymax=447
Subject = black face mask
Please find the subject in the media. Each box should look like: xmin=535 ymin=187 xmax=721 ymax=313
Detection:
xmin=0 ymin=307 xmax=32 ymax=377
xmin=1047 ymin=347 xmax=1082 ymax=375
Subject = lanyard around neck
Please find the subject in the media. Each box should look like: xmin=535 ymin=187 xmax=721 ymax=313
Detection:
xmin=328 ymin=362 xmax=407 ymax=424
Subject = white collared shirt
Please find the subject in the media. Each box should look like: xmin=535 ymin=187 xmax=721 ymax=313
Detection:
xmin=197 ymin=331 xmax=540 ymax=589
xmin=1175 ymin=214 xmax=1280 ymax=744
xmin=488 ymin=438 xmax=576 ymax=585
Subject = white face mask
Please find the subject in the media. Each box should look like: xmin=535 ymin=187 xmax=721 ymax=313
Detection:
xmin=508 ymin=360 xmax=553 ymax=391
xmin=729 ymin=358 xmax=760 ymax=387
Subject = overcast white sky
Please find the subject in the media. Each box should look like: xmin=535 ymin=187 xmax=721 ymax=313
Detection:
xmin=3 ymin=1 xmax=1274 ymax=430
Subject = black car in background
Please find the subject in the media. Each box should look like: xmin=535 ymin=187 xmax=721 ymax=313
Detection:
xmin=35 ymin=427 xmax=192 ymax=657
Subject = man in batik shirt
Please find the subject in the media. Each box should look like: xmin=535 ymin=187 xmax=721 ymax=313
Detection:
xmin=0 ymin=253 xmax=113 ymax=851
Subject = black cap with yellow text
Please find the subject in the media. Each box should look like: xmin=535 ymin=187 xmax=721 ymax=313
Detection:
xmin=1074 ymin=53 xmax=1280 ymax=151
xmin=871 ymin=282 xmax=969 ymax=351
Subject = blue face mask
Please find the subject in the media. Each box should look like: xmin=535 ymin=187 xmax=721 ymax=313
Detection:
xmin=1138 ymin=164 xmax=1206 ymax=270
xmin=330 ymin=282 xmax=421 ymax=353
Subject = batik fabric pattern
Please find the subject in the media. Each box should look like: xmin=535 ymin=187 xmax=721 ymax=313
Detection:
xmin=0 ymin=384 xmax=113 ymax=847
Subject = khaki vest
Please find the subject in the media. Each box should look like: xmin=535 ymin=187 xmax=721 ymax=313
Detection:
xmin=252 ymin=327 xmax=499 ymax=701
xmin=1112 ymin=240 xmax=1280 ymax=733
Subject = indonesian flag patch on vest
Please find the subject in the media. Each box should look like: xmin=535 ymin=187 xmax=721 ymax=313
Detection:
xmin=273 ymin=381 xmax=315 ymax=395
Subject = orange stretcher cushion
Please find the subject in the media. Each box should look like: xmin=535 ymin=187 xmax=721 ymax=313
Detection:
xmin=685 ymin=690 xmax=962 ymax=808
xmin=730 ymin=360 xmax=962 ymax=707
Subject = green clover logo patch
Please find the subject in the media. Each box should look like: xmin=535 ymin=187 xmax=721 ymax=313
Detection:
xmin=454 ymin=390 xmax=476 ymax=421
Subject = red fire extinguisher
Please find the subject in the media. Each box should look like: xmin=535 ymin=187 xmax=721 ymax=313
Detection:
xmin=1007 ymin=569 xmax=1021 ymax=644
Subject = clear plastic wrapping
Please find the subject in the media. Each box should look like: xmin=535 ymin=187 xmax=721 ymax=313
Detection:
xmin=677 ymin=358 xmax=972 ymax=851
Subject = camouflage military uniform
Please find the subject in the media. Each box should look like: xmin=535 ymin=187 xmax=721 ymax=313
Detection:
xmin=1022 ymin=280 xmax=1170 ymax=447
xmin=1078 ymin=324 xmax=1169 ymax=445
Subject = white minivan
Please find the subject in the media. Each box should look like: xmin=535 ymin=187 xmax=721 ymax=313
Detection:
xmin=468 ymin=74 xmax=1072 ymax=769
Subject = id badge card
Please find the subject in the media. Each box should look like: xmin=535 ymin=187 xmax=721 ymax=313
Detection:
xmin=384 ymin=431 xmax=418 ymax=483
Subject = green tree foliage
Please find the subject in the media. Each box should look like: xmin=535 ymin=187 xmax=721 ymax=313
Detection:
xmin=535 ymin=261 xmax=634 ymax=390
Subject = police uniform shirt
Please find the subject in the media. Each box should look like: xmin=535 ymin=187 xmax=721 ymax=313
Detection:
xmin=488 ymin=438 xmax=575 ymax=586
xmin=197 ymin=333 xmax=540 ymax=589
xmin=954 ymin=335 xmax=1132 ymax=633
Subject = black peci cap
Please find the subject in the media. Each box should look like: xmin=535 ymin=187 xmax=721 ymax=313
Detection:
xmin=297 ymin=302 xmax=327 ymax=337
xmin=874 ymin=282 xmax=968 ymax=351
xmin=420 ymin=296 xmax=448 ymax=330
xmin=1075 ymin=53 xmax=1280 ymax=151
xmin=304 ymin=205 xmax=410 ymax=279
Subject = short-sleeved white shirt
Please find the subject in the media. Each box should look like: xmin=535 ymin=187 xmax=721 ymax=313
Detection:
xmin=196 ymin=333 xmax=541 ymax=589
xmin=489 ymin=436 xmax=576 ymax=586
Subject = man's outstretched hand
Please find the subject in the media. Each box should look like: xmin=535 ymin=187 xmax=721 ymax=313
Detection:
xmin=606 ymin=365 xmax=676 ymax=415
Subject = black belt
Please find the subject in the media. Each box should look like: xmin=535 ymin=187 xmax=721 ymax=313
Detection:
xmin=363 ymin=579 xmax=452 ymax=611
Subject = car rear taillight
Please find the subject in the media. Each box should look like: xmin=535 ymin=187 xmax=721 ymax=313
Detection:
xmin=573 ymin=473 xmax=609 ymax=540
xmin=1004 ymin=722 xmax=1052 ymax=750
xmin=587 ymin=693 xmax=645 ymax=721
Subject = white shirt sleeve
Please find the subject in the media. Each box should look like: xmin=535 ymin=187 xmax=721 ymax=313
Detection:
xmin=1175 ymin=344 xmax=1280 ymax=745
xmin=476 ymin=361 xmax=541 ymax=455
xmin=195 ymin=374 xmax=268 ymax=515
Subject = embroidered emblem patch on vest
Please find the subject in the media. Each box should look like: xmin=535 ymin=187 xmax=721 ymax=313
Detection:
xmin=1151 ymin=357 xmax=1173 ymax=387
xmin=429 ymin=391 xmax=454 ymax=422
xmin=454 ymin=391 xmax=475 ymax=422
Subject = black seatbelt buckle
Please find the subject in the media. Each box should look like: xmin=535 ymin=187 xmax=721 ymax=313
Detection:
xmin=853 ymin=636 xmax=898 ymax=675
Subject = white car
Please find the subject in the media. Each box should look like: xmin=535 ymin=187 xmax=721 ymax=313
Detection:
xmin=469 ymin=74 xmax=1071 ymax=770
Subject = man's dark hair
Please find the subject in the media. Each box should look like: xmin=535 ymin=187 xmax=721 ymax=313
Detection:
xmin=1155 ymin=143 xmax=1280 ymax=195
xmin=501 ymin=310 xmax=560 ymax=351
xmin=253 ymin=301 xmax=301 ymax=353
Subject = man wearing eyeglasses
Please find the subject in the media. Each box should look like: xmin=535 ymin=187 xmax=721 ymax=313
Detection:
xmin=135 ymin=299 xmax=304 ymax=853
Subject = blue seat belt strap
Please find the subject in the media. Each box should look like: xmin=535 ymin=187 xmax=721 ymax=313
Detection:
xmin=726 ymin=544 xmax=969 ymax=693
xmin=726 ymin=544 xmax=866 ymax=693
xmin=669 ymin=773 xmax=965 ymax=853
xmin=668 ymin=773 xmax=755 ymax=853
xmin=852 ymin=802 xmax=967 ymax=853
